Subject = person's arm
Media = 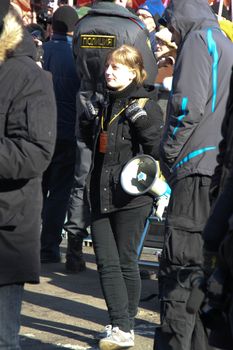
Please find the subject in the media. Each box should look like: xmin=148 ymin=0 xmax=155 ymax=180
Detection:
xmin=160 ymin=33 xmax=212 ymax=174
xmin=126 ymin=99 xmax=164 ymax=159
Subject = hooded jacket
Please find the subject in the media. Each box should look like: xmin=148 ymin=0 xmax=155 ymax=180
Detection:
xmin=0 ymin=11 xmax=56 ymax=286
xmin=159 ymin=0 xmax=233 ymax=185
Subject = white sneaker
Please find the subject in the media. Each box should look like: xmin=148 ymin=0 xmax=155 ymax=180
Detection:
xmin=95 ymin=324 xmax=112 ymax=340
xmin=130 ymin=329 xmax=135 ymax=341
xmin=99 ymin=326 xmax=135 ymax=350
xmin=95 ymin=325 xmax=134 ymax=341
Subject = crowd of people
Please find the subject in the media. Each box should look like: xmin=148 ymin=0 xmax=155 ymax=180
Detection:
xmin=1 ymin=0 xmax=233 ymax=349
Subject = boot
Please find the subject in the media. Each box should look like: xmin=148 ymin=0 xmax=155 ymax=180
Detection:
xmin=65 ymin=235 xmax=86 ymax=273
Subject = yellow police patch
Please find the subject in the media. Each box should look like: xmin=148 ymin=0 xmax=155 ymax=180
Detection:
xmin=80 ymin=34 xmax=116 ymax=48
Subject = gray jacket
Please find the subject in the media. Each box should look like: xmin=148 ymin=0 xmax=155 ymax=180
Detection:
xmin=159 ymin=0 xmax=233 ymax=185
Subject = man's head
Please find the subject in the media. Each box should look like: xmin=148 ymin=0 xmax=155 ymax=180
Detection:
xmin=155 ymin=27 xmax=177 ymax=58
xmin=0 ymin=0 xmax=10 ymax=33
xmin=137 ymin=0 xmax=164 ymax=32
xmin=158 ymin=0 xmax=218 ymax=45
xmin=52 ymin=5 xmax=78 ymax=35
xmin=58 ymin=0 xmax=68 ymax=5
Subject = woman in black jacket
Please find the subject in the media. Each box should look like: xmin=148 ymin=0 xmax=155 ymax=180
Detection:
xmin=81 ymin=44 xmax=163 ymax=350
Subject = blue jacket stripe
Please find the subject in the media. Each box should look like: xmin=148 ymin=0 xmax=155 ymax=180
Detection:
xmin=172 ymin=96 xmax=188 ymax=137
xmin=207 ymin=28 xmax=219 ymax=112
xmin=173 ymin=146 xmax=216 ymax=169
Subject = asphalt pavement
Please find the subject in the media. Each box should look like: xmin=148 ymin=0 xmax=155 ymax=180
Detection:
xmin=20 ymin=240 xmax=160 ymax=350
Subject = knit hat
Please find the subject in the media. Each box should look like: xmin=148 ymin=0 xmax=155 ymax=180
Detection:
xmin=0 ymin=0 xmax=10 ymax=32
xmin=52 ymin=5 xmax=79 ymax=34
xmin=138 ymin=0 xmax=165 ymax=18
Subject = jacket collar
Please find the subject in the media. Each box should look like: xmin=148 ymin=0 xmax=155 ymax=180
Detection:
xmin=106 ymin=81 xmax=158 ymax=103
xmin=51 ymin=33 xmax=73 ymax=43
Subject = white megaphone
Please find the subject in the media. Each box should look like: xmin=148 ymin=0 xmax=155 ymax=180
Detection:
xmin=120 ymin=154 xmax=171 ymax=197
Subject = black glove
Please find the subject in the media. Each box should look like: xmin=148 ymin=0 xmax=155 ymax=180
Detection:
xmin=79 ymin=92 xmax=102 ymax=121
xmin=125 ymin=102 xmax=147 ymax=123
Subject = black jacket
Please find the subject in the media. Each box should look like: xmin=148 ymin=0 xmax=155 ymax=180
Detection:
xmin=0 ymin=12 xmax=56 ymax=286
xmin=203 ymin=69 xmax=233 ymax=251
xmin=82 ymin=83 xmax=164 ymax=214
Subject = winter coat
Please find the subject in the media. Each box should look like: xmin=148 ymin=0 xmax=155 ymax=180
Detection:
xmin=159 ymin=0 xmax=233 ymax=185
xmin=72 ymin=1 xmax=158 ymax=93
xmin=82 ymin=83 xmax=164 ymax=214
xmin=0 ymin=12 xmax=57 ymax=286
xmin=43 ymin=34 xmax=80 ymax=141
xmin=203 ymin=70 xmax=233 ymax=251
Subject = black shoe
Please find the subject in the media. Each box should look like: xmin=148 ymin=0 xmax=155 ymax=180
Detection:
xmin=41 ymin=253 xmax=61 ymax=264
xmin=65 ymin=257 xmax=86 ymax=273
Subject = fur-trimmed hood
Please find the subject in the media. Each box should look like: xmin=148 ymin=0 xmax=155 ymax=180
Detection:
xmin=0 ymin=12 xmax=36 ymax=63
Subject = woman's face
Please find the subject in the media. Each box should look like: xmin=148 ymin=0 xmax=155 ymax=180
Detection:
xmin=105 ymin=59 xmax=136 ymax=91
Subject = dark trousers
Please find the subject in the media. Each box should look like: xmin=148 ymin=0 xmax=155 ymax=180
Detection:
xmin=64 ymin=140 xmax=92 ymax=239
xmin=41 ymin=140 xmax=76 ymax=257
xmin=0 ymin=284 xmax=24 ymax=350
xmin=155 ymin=175 xmax=217 ymax=350
xmin=91 ymin=204 xmax=152 ymax=332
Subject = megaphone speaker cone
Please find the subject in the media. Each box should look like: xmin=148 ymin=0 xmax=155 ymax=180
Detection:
xmin=120 ymin=154 xmax=170 ymax=197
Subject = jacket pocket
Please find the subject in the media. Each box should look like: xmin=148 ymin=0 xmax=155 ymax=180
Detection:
xmin=0 ymin=182 xmax=27 ymax=229
xmin=26 ymin=97 xmax=55 ymax=143
xmin=162 ymin=226 xmax=204 ymax=266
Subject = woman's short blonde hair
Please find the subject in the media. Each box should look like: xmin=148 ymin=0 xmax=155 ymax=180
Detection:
xmin=106 ymin=44 xmax=147 ymax=85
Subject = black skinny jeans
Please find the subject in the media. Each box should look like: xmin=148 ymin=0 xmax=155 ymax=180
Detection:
xmin=91 ymin=204 xmax=152 ymax=332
